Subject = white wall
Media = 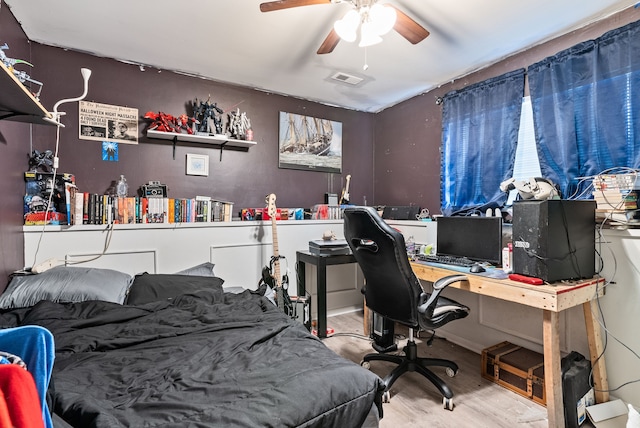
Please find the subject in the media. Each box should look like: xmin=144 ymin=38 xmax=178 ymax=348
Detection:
xmin=596 ymin=228 xmax=640 ymax=407
xmin=24 ymin=219 xmax=637 ymax=408
xmin=23 ymin=219 xmax=363 ymax=314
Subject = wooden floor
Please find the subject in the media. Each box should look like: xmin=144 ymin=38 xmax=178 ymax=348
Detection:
xmin=322 ymin=311 xmax=592 ymax=428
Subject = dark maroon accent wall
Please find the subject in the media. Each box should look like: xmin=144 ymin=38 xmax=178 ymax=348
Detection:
xmin=29 ymin=47 xmax=374 ymax=210
xmin=375 ymin=7 xmax=640 ymax=215
xmin=0 ymin=3 xmax=35 ymax=284
xmin=0 ymin=1 xmax=374 ymax=281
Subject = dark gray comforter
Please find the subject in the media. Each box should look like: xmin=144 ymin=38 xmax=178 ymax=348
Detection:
xmin=0 ymin=285 xmax=384 ymax=427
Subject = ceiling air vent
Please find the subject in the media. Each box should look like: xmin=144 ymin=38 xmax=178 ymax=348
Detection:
xmin=331 ymin=72 xmax=363 ymax=85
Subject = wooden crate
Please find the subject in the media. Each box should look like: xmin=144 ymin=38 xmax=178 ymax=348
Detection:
xmin=481 ymin=341 xmax=546 ymax=406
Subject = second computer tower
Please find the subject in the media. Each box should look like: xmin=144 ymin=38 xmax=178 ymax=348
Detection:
xmin=512 ymin=199 xmax=596 ymax=282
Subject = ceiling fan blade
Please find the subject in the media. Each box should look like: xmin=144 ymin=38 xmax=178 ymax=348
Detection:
xmin=260 ymin=0 xmax=332 ymax=13
xmin=389 ymin=5 xmax=430 ymax=45
xmin=317 ymin=29 xmax=341 ymax=54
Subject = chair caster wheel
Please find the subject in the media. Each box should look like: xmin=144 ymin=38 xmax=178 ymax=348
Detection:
xmin=445 ymin=367 xmax=457 ymax=377
xmin=361 ymin=361 xmax=371 ymax=370
xmin=443 ymin=397 xmax=454 ymax=410
xmin=382 ymin=391 xmax=391 ymax=403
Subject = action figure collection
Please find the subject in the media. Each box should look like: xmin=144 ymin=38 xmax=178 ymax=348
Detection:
xmin=144 ymin=97 xmax=253 ymax=140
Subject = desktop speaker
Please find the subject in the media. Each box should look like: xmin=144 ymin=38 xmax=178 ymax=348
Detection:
xmin=512 ymin=200 xmax=596 ymax=282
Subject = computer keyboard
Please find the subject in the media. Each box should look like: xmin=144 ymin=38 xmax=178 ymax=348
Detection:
xmin=417 ymin=254 xmax=476 ymax=267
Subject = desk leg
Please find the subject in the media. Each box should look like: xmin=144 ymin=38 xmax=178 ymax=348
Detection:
xmin=316 ymin=258 xmax=327 ymax=338
xmin=543 ymin=310 xmax=565 ymax=428
xmin=583 ymin=300 xmax=609 ymax=403
xmin=297 ymin=256 xmax=306 ymax=297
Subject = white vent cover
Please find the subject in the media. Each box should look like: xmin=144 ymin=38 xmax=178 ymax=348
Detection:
xmin=331 ymin=72 xmax=364 ymax=85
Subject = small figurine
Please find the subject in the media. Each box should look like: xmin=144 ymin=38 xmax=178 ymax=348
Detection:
xmin=192 ymin=97 xmax=224 ymax=135
xmin=143 ymin=111 xmax=194 ymax=134
xmin=28 ymin=150 xmax=54 ymax=172
xmin=227 ymin=108 xmax=252 ymax=140
xmin=1 ymin=43 xmax=43 ymax=99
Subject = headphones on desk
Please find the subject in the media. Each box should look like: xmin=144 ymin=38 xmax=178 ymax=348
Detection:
xmin=500 ymin=177 xmax=560 ymax=200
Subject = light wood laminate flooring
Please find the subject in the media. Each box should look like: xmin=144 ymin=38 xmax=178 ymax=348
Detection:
xmin=322 ymin=311 xmax=593 ymax=428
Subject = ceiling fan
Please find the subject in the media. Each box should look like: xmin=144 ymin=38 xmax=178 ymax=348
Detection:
xmin=259 ymin=0 xmax=430 ymax=54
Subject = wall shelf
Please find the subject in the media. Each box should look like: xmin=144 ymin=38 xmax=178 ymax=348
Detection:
xmin=0 ymin=61 xmax=54 ymax=125
xmin=147 ymin=129 xmax=256 ymax=160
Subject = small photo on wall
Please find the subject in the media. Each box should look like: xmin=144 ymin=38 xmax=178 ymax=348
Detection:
xmin=186 ymin=153 xmax=209 ymax=176
xmin=102 ymin=141 xmax=119 ymax=162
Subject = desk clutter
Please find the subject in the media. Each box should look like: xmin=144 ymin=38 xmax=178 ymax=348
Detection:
xmin=308 ymin=239 xmax=350 ymax=256
xmin=482 ymin=341 xmax=595 ymax=428
xmin=412 ymin=199 xmax=597 ymax=283
xmin=592 ymin=173 xmax=640 ymax=227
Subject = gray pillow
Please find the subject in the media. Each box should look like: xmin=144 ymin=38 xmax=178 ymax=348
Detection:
xmin=174 ymin=262 xmax=216 ymax=277
xmin=0 ymin=266 xmax=133 ymax=309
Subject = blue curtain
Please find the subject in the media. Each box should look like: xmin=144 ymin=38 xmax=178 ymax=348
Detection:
xmin=441 ymin=69 xmax=525 ymax=215
xmin=528 ymin=20 xmax=640 ymax=198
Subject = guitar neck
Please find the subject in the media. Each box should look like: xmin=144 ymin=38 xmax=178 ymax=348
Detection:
xmin=271 ymin=216 xmax=281 ymax=286
xmin=341 ymin=175 xmax=351 ymax=202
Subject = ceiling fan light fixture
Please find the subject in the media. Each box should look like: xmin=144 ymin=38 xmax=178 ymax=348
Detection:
xmin=369 ymin=4 xmax=396 ymax=36
xmin=334 ymin=10 xmax=360 ymax=42
xmin=358 ymin=21 xmax=383 ymax=47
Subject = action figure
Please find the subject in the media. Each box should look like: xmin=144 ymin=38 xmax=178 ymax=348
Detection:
xmin=227 ymin=108 xmax=252 ymax=140
xmin=1 ymin=43 xmax=43 ymax=99
xmin=28 ymin=150 xmax=54 ymax=172
xmin=193 ymin=97 xmax=224 ymax=135
xmin=144 ymin=111 xmax=194 ymax=134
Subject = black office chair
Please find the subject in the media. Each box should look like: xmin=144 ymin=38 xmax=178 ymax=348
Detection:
xmin=343 ymin=206 xmax=470 ymax=410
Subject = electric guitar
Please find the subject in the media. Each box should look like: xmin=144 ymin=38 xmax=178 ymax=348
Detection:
xmin=263 ymin=193 xmax=292 ymax=314
xmin=340 ymin=174 xmax=351 ymax=205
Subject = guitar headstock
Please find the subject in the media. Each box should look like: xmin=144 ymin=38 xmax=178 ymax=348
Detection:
xmin=266 ymin=193 xmax=277 ymax=219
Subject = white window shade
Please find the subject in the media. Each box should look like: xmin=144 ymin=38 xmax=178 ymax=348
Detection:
xmin=507 ymin=96 xmax=542 ymax=205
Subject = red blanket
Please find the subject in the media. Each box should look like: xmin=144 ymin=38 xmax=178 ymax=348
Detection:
xmin=0 ymin=364 xmax=44 ymax=428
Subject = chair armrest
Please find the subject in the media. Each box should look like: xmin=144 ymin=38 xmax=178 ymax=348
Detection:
xmin=418 ymin=274 xmax=468 ymax=317
xmin=433 ymin=274 xmax=468 ymax=291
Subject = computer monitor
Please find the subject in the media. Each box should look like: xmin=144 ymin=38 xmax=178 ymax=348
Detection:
xmin=436 ymin=216 xmax=503 ymax=265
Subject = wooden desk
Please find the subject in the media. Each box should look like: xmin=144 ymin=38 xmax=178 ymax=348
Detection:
xmin=411 ymin=262 xmax=607 ymax=428
xmin=296 ymin=250 xmax=357 ymax=338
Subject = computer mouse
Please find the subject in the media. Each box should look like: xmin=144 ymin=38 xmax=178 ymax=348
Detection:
xmin=470 ymin=264 xmax=486 ymax=273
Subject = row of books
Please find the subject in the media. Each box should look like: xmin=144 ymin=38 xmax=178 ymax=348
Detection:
xmin=23 ymin=171 xmax=237 ymax=226
xmin=25 ymin=191 xmax=234 ymax=226
xmin=66 ymin=192 xmax=234 ymax=225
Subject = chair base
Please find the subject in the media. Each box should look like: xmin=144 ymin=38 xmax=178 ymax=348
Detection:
xmin=363 ymin=338 xmax=458 ymax=400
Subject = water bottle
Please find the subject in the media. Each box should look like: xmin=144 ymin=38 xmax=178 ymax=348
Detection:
xmin=116 ymin=175 xmax=128 ymax=198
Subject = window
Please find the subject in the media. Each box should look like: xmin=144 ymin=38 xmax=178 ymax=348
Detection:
xmin=506 ymin=96 xmax=542 ymax=205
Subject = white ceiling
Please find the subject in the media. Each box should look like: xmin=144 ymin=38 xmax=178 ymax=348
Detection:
xmin=4 ymin=0 xmax=638 ymax=113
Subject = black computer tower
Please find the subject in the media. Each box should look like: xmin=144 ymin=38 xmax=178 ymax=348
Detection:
xmin=371 ymin=311 xmax=396 ymax=353
xmin=512 ymin=200 xmax=596 ymax=282
xmin=562 ymin=351 xmax=594 ymax=428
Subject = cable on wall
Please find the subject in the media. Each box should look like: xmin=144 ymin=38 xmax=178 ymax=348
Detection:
xmin=29 ymin=68 xmax=92 ymax=272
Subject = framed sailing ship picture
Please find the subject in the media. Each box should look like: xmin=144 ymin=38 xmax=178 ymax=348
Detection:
xmin=278 ymin=112 xmax=343 ymax=173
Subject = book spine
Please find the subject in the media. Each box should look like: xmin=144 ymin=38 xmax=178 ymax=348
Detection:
xmin=141 ymin=197 xmax=148 ymax=223
xmin=74 ymin=191 xmax=84 ymax=226
xmin=83 ymin=192 xmax=89 ymax=224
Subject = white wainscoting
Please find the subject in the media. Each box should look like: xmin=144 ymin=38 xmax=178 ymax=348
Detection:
xmin=25 ymin=219 xmax=634 ymax=406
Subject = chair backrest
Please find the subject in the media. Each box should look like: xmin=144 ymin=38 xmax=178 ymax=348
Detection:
xmin=343 ymin=206 xmax=423 ymax=327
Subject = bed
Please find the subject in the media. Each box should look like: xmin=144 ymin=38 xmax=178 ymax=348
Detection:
xmin=0 ymin=265 xmax=384 ymax=428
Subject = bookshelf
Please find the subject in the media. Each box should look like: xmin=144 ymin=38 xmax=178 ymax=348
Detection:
xmin=0 ymin=61 xmax=54 ymax=125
